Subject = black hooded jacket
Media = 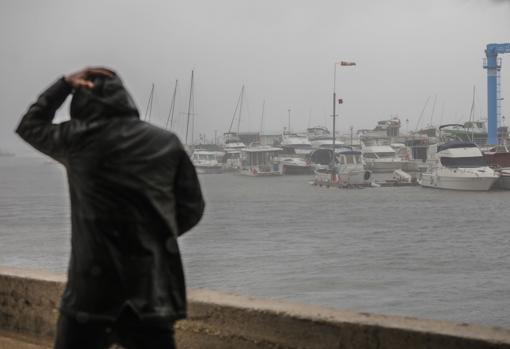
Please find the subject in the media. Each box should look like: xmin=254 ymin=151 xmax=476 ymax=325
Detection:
xmin=16 ymin=75 xmax=205 ymax=323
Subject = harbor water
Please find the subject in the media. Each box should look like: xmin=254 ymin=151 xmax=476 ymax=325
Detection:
xmin=0 ymin=156 xmax=509 ymax=327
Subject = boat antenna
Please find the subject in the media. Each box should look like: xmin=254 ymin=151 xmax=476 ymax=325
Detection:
xmin=185 ymin=70 xmax=194 ymax=145
xmin=166 ymin=79 xmax=178 ymax=130
xmin=144 ymin=83 xmax=155 ymax=121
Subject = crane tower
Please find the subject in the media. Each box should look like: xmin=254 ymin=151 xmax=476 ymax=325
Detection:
xmin=484 ymin=43 xmax=510 ymax=144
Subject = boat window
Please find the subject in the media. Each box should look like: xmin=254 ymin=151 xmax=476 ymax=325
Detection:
xmin=440 ymin=156 xmax=487 ymax=168
xmin=364 ymin=153 xmax=377 ymax=159
xmin=346 ymin=155 xmax=354 ymax=164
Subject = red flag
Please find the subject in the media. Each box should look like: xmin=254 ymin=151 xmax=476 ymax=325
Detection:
xmin=340 ymin=61 xmax=356 ymax=66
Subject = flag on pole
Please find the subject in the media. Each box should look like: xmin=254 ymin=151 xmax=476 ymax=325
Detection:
xmin=340 ymin=61 xmax=356 ymax=66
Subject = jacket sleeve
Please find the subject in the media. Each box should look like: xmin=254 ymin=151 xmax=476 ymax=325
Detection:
xmin=15 ymin=77 xmax=73 ymax=162
xmin=174 ymin=147 xmax=205 ymax=236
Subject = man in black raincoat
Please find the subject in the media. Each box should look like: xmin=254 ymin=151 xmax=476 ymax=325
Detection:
xmin=16 ymin=67 xmax=205 ymax=349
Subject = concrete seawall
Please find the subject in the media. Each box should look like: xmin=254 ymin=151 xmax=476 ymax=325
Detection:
xmin=1 ymin=266 xmax=509 ymax=348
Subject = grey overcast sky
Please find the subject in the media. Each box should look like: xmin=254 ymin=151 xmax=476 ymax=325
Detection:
xmin=1 ymin=0 xmax=509 ymax=153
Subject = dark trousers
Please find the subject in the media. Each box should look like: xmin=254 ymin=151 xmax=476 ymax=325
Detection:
xmin=54 ymin=308 xmax=176 ymax=349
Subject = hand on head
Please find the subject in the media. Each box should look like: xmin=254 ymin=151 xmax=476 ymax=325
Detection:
xmin=65 ymin=67 xmax=115 ymax=89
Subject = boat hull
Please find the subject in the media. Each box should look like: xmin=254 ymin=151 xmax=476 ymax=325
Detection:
xmin=419 ymin=173 xmax=499 ymax=191
xmin=195 ymin=165 xmax=224 ymax=174
xmin=282 ymin=164 xmax=314 ymax=175
xmin=364 ymin=160 xmax=408 ymax=173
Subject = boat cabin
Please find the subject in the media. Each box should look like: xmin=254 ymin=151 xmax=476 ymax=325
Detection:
xmin=240 ymin=146 xmax=282 ymax=176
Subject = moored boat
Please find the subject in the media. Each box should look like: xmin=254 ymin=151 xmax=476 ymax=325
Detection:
xmin=191 ymin=149 xmax=225 ymax=174
xmin=311 ymin=148 xmax=372 ymax=187
xmin=279 ymin=156 xmax=313 ymax=175
xmin=240 ymin=144 xmax=282 ymax=176
xmin=419 ymin=141 xmax=499 ymax=191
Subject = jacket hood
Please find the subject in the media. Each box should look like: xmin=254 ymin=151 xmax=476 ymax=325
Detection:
xmin=70 ymin=74 xmax=139 ymax=121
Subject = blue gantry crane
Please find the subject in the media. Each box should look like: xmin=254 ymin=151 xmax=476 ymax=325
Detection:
xmin=484 ymin=43 xmax=510 ymax=144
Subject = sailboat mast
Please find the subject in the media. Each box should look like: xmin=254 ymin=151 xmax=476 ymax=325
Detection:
xmin=166 ymin=80 xmax=178 ymax=130
xmin=259 ymin=100 xmax=265 ymax=136
xmin=144 ymin=83 xmax=155 ymax=121
xmin=469 ymin=85 xmax=476 ymax=142
xmin=185 ymin=70 xmax=194 ymax=145
xmin=237 ymin=85 xmax=245 ymax=134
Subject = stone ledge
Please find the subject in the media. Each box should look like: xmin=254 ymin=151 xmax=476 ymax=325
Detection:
xmin=1 ymin=266 xmax=510 ymax=349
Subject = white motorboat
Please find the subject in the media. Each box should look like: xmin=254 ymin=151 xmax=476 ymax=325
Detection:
xmin=240 ymin=144 xmax=282 ymax=176
xmin=279 ymin=156 xmax=313 ymax=175
xmin=191 ymin=149 xmax=224 ymax=174
xmin=419 ymin=141 xmax=499 ymax=191
xmin=306 ymin=126 xmax=345 ymax=149
xmin=362 ymin=144 xmax=408 ymax=173
xmin=310 ymin=148 xmax=372 ymax=186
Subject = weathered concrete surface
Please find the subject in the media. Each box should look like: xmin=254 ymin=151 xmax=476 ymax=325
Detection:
xmin=0 ymin=330 xmax=52 ymax=349
xmin=1 ymin=266 xmax=510 ymax=349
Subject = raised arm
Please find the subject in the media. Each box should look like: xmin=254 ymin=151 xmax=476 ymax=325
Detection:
xmin=15 ymin=67 xmax=114 ymax=162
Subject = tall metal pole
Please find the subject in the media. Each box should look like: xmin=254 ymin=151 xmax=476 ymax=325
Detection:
xmin=166 ymin=79 xmax=178 ymax=130
xmin=288 ymin=109 xmax=291 ymax=133
xmin=331 ymin=63 xmax=338 ymax=179
xmin=185 ymin=70 xmax=194 ymax=145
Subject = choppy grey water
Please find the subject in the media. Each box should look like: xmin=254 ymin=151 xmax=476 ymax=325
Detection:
xmin=1 ymin=156 xmax=509 ymax=327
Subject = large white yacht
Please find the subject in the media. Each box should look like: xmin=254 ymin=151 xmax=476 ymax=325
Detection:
xmin=419 ymin=141 xmax=499 ymax=191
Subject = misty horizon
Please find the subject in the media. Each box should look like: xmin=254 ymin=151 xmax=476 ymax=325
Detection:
xmin=1 ymin=0 xmax=509 ymax=154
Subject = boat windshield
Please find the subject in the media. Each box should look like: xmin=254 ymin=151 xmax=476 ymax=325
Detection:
xmin=440 ymin=156 xmax=487 ymax=168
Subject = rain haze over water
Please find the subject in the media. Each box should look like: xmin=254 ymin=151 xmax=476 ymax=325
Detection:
xmin=1 ymin=0 xmax=510 ymax=328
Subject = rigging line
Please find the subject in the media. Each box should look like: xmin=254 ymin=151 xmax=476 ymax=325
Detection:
xmin=244 ymin=87 xmax=253 ymax=134
xmin=144 ymin=83 xmax=155 ymax=121
xmin=228 ymin=86 xmax=243 ymax=134
xmin=429 ymin=95 xmax=437 ymax=126
xmin=166 ymin=80 xmax=178 ymax=130
xmin=439 ymin=102 xmax=445 ymax=126
xmin=414 ymin=96 xmax=431 ymax=131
